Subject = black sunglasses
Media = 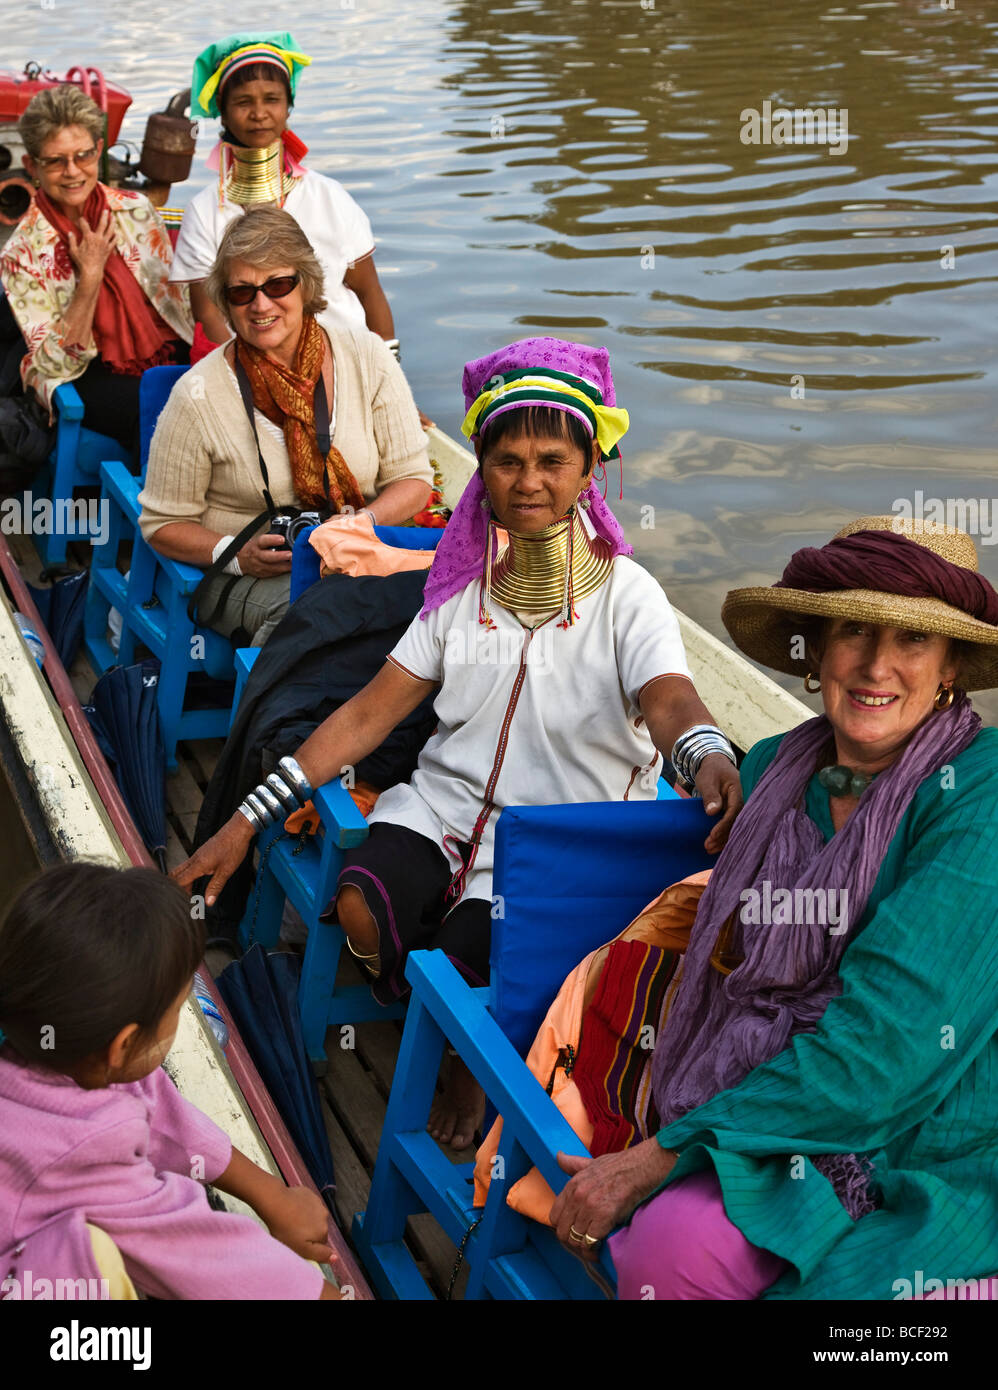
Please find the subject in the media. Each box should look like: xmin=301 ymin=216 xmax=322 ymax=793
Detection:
xmin=223 ymin=273 xmax=300 ymax=307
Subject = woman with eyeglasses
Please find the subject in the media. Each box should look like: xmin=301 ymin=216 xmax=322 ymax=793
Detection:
xmin=137 ymin=205 xmax=432 ymax=648
xmin=0 ymin=85 xmax=192 ymax=454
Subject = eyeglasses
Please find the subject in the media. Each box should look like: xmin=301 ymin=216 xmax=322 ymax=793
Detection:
xmin=223 ymin=274 xmax=300 ymax=307
xmin=35 ymin=147 xmax=100 ymax=173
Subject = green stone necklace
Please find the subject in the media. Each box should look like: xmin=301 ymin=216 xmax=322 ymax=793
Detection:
xmin=817 ymin=765 xmax=876 ymax=798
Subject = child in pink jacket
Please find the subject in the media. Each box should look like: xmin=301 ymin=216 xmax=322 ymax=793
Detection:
xmin=0 ymin=862 xmax=339 ymax=1300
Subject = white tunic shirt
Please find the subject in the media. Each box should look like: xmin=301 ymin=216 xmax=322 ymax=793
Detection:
xmin=169 ymin=170 xmax=375 ymax=334
xmin=369 ymin=557 xmax=692 ymax=903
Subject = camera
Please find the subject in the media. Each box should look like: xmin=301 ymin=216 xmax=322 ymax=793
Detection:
xmin=268 ymin=511 xmax=322 ymax=552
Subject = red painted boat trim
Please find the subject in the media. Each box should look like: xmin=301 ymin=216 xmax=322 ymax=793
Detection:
xmin=0 ymin=536 xmax=373 ymax=1299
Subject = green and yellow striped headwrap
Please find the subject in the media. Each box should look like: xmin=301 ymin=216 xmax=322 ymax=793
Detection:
xmin=460 ymin=368 xmax=630 ymax=460
xmin=192 ymin=33 xmax=312 ymax=119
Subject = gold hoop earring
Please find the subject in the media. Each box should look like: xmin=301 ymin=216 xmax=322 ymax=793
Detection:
xmin=934 ymin=684 xmax=955 ymax=711
xmin=804 ymin=672 xmax=821 ymax=694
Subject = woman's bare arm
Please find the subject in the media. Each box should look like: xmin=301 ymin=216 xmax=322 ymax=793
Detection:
xmin=342 ymin=254 xmax=395 ymax=338
xmin=171 ymin=662 xmax=435 ymax=902
xmin=189 ymin=281 xmax=233 ymax=346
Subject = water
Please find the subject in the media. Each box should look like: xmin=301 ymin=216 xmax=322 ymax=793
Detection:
xmin=8 ymin=0 xmax=998 ymax=713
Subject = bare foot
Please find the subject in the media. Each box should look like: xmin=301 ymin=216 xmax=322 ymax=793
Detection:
xmin=427 ymin=1052 xmax=485 ymax=1151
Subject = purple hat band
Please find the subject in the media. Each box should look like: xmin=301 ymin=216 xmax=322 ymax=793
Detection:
xmin=461 ymin=336 xmax=618 ymax=414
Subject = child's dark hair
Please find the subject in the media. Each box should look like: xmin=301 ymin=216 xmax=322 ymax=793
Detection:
xmin=0 ymin=863 xmax=204 ymax=1068
xmin=477 ymin=405 xmax=597 ymax=473
xmin=219 ymin=63 xmax=292 ymax=117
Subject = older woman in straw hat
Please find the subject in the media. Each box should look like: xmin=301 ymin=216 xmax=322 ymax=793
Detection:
xmin=551 ymin=515 xmax=998 ymax=1300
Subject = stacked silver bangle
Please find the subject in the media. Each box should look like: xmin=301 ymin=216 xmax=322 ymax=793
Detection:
xmin=670 ymin=724 xmax=736 ymax=792
xmin=238 ymin=756 xmax=314 ymax=834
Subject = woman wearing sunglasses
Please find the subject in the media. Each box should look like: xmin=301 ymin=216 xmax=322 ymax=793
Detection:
xmin=138 ymin=205 xmax=433 ymax=648
xmin=0 ymin=85 xmax=192 ymax=453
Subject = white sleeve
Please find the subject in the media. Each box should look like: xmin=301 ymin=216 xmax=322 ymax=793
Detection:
xmin=328 ymin=181 xmax=375 ymax=265
xmin=387 ymin=603 xmax=447 ymax=684
xmin=169 ymin=195 xmax=217 ymax=283
xmin=611 ymin=560 xmax=692 ymax=707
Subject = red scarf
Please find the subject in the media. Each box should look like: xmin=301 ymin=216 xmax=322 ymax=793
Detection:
xmin=36 ymin=183 xmax=178 ymax=376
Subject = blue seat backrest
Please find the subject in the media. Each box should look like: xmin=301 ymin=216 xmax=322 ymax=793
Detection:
xmin=139 ymin=365 xmax=189 ymax=476
xmin=290 ymin=523 xmax=443 ymax=603
xmin=490 ymin=798 xmax=715 ymax=1057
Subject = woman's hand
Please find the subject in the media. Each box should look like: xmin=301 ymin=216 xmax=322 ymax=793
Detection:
xmin=170 ymin=812 xmax=255 ymax=905
xmin=66 ymin=211 xmax=117 ymax=284
xmin=261 ymin=1184 xmax=333 ymax=1264
xmin=550 ymin=1140 xmax=677 ymax=1261
xmin=237 ymin=532 xmax=294 ymax=579
xmin=695 ymin=752 xmax=743 ymax=854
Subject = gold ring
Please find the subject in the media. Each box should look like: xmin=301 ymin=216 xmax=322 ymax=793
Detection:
xmin=569 ymin=1226 xmax=586 ymax=1244
xmin=582 ymin=1232 xmax=600 ymax=1246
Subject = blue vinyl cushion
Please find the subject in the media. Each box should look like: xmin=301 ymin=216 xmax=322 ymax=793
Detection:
xmin=490 ymin=798 xmax=715 ymax=1058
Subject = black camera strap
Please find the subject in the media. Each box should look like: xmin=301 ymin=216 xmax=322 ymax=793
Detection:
xmin=186 ymin=354 xmax=332 ymax=627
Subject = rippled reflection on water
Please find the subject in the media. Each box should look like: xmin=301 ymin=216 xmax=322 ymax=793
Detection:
xmin=18 ymin=0 xmax=998 ymax=714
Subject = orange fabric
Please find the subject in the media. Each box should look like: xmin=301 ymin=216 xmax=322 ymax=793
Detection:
xmin=309 ymin=512 xmax=436 ymax=578
xmin=472 ymin=870 xmax=711 ymax=1225
xmin=236 ymin=314 xmax=365 ymax=512
xmin=282 ymin=781 xmax=381 ymax=835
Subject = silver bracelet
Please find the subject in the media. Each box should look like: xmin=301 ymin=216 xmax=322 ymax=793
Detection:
xmin=384 ymin=337 xmax=401 ymax=362
xmin=671 ymin=724 xmax=736 ymax=789
xmin=236 ymin=757 xmax=313 ymax=833
xmin=278 ymin=756 xmax=313 ymax=802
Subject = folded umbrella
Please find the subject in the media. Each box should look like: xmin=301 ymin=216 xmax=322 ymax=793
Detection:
xmin=84 ymin=658 xmax=167 ymax=870
xmin=217 ymin=945 xmax=335 ymax=1205
xmin=28 ymin=569 xmax=87 ymax=670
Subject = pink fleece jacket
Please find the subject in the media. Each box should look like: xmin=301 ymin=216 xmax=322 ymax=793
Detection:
xmin=0 ymin=1045 xmax=323 ymax=1300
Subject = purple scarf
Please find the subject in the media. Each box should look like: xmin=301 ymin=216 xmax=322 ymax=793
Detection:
xmin=776 ymin=529 xmax=998 ymax=624
xmin=651 ymin=694 xmax=981 ymax=1217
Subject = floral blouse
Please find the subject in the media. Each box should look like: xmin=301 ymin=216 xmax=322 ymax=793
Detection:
xmin=0 ymin=185 xmax=193 ymax=416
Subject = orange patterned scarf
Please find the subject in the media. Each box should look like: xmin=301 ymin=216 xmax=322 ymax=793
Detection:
xmin=235 ymin=315 xmax=366 ymax=512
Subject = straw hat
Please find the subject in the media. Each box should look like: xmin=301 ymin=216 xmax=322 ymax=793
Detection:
xmin=721 ymin=516 xmax=998 ymax=691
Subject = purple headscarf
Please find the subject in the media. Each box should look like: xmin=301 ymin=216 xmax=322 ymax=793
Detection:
xmin=651 ymin=694 xmax=981 ymax=1217
xmin=776 ymin=529 xmax=998 ymax=624
xmin=421 ymin=338 xmax=633 ymax=617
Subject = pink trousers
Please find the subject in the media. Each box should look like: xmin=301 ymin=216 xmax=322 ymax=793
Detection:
xmin=608 ymin=1170 xmax=789 ymax=1300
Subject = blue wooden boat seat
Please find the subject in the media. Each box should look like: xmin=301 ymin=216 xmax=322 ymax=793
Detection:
xmin=84 ymin=364 xmax=241 ymax=771
xmin=36 ymin=381 xmax=132 ymax=568
xmin=352 ymin=796 xmax=715 ymax=1300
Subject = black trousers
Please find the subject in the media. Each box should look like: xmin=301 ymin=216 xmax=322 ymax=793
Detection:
xmin=72 ymin=342 xmax=190 ymax=462
xmin=336 ymin=822 xmax=492 ymax=1006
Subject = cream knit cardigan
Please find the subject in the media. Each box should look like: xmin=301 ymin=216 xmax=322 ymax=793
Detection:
xmin=138 ymin=328 xmax=433 ymax=543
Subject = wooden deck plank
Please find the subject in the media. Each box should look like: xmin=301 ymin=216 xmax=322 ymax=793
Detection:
xmin=321 ymin=1104 xmax=371 ymax=1238
xmin=167 ymin=756 xmax=205 ymax=846
xmin=322 ymin=1029 xmax=462 ymax=1296
xmin=354 ymin=1020 xmax=402 ymax=1098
